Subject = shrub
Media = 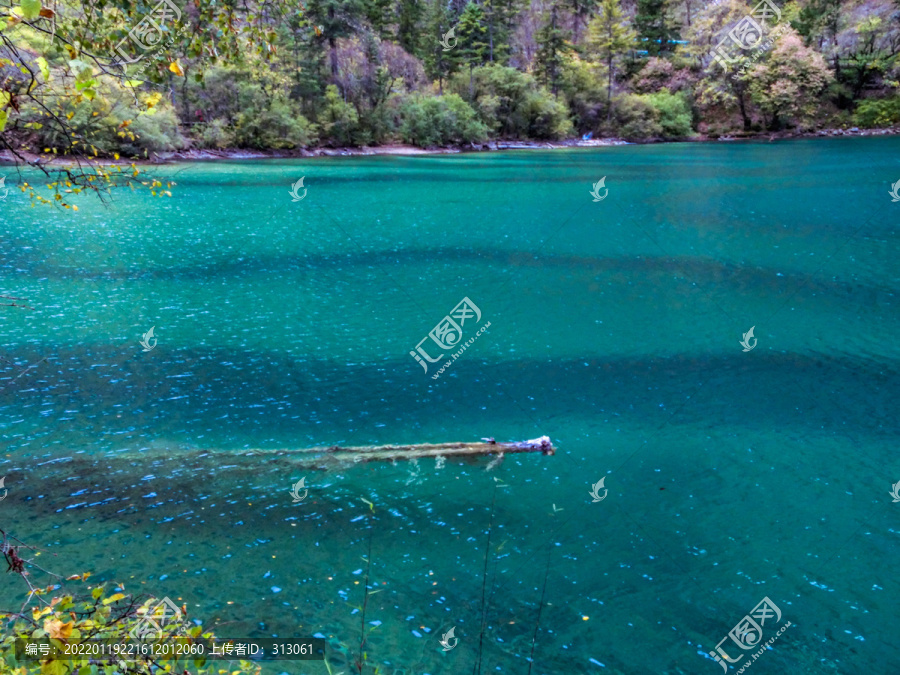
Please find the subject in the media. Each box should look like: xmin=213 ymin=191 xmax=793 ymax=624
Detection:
xmin=616 ymin=93 xmax=662 ymax=139
xmin=234 ymin=99 xmax=317 ymax=149
xmin=196 ymin=118 xmax=235 ymax=149
xmin=854 ymin=97 xmax=900 ymax=128
xmin=642 ymin=90 xmax=693 ymax=137
xmin=399 ymin=94 xmax=488 ymax=147
xmin=632 ymin=57 xmax=691 ymax=94
xmin=181 ymin=66 xmax=315 ymax=149
xmin=126 ymin=104 xmax=186 ymax=154
xmin=559 ymin=55 xmax=607 ymax=135
xmin=615 ymin=90 xmax=692 ymax=140
xmin=23 ymin=85 xmax=185 ymax=157
xmin=448 ymin=64 xmax=573 ymax=140
xmin=318 ymin=85 xmax=361 ymax=146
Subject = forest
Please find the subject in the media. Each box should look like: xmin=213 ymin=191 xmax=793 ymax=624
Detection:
xmin=1 ymin=0 xmax=900 ymax=157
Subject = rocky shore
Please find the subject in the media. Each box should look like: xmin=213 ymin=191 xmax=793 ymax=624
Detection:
xmin=2 ymin=126 xmax=897 ymax=167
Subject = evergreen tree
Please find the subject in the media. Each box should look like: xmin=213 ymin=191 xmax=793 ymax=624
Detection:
xmin=456 ymin=2 xmax=490 ymax=79
xmin=398 ymin=0 xmax=425 ymax=56
xmin=423 ymin=0 xmax=458 ymax=93
xmin=482 ymin=0 xmax=520 ymax=63
xmin=366 ymin=0 xmax=395 ymax=40
xmin=305 ymin=0 xmax=366 ymax=82
xmin=535 ymin=4 xmax=573 ymax=95
xmin=633 ymin=0 xmax=676 ymax=56
xmin=587 ymin=0 xmax=635 ymax=121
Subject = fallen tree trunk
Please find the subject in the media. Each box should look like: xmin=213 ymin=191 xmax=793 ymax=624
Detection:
xmin=245 ymin=435 xmax=556 ymax=463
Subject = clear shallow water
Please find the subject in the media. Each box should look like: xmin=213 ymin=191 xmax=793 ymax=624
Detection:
xmin=0 ymin=138 xmax=898 ymax=674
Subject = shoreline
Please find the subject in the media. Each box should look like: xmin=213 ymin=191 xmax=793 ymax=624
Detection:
xmin=2 ymin=126 xmax=898 ymax=166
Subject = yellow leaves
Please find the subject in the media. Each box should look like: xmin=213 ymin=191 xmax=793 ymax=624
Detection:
xmin=43 ymin=617 xmax=73 ymax=639
xmin=168 ymin=60 xmax=184 ymax=77
xmin=36 ymin=56 xmax=49 ymax=81
xmin=144 ymin=92 xmax=163 ymax=110
xmin=101 ymin=593 xmax=125 ymax=606
xmin=32 ymin=606 xmax=53 ymax=621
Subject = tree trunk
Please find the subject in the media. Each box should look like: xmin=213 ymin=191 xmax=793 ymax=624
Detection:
xmin=737 ymin=89 xmax=751 ymax=131
xmin=329 ymin=36 xmax=339 ymax=80
xmin=489 ymin=11 xmax=494 ymax=62
xmin=607 ymin=54 xmax=613 ymax=123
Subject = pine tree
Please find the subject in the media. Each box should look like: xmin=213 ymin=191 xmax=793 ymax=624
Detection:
xmin=633 ymin=0 xmax=676 ymax=56
xmin=587 ymin=0 xmax=635 ymax=121
xmin=423 ymin=0 xmax=457 ymax=93
xmin=366 ymin=0 xmax=395 ymax=40
xmin=534 ymin=4 xmax=573 ymax=95
xmin=398 ymin=0 xmax=425 ymax=56
xmin=482 ymin=0 xmax=520 ymax=63
xmin=305 ymin=0 xmax=366 ymax=82
xmin=455 ymin=1 xmax=490 ymax=94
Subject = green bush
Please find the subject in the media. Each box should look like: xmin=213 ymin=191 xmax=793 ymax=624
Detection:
xmin=448 ymin=64 xmax=573 ymax=140
xmin=182 ymin=66 xmax=316 ymax=149
xmin=126 ymin=105 xmax=186 ymax=154
xmin=318 ymin=84 xmax=361 ymax=146
xmin=399 ymin=94 xmax=488 ymax=147
xmin=196 ymin=118 xmax=234 ymax=149
xmin=23 ymin=86 xmax=185 ymax=157
xmin=616 ymin=90 xmax=693 ymax=140
xmin=616 ymin=93 xmax=662 ymax=140
xmin=643 ymin=90 xmax=693 ymax=137
xmin=559 ymin=56 xmax=607 ymax=135
xmin=854 ymin=97 xmax=900 ymax=128
xmin=234 ymin=99 xmax=317 ymax=149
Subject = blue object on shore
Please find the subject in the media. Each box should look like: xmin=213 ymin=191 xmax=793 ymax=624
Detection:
xmin=582 ymin=132 xmax=593 ymax=141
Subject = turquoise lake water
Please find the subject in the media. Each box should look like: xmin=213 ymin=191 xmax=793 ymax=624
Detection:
xmin=0 ymin=138 xmax=898 ymax=674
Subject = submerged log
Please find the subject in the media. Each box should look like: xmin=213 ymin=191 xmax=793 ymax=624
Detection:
xmin=246 ymin=435 xmax=556 ymax=464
